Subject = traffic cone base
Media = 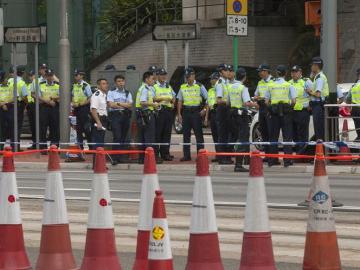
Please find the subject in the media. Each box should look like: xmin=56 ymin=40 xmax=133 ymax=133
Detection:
xmin=240 ymin=232 xmax=276 ymax=270
xmin=0 ymin=224 xmax=31 ymax=269
xmin=80 ymin=229 xmax=121 ymax=270
xmin=36 ymin=225 xmax=76 ymax=270
xmin=149 ymin=261 xmax=173 ymax=269
xmin=132 ymin=230 xmax=150 ymax=270
xmin=186 ymin=233 xmax=223 ymax=270
xmin=303 ymin=232 xmax=341 ymax=270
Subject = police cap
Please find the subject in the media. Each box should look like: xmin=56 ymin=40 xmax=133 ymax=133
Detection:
xmin=276 ymin=65 xmax=287 ymax=75
xmin=148 ymin=65 xmax=158 ymax=73
xmin=236 ymin=67 xmax=247 ymax=79
xmin=126 ymin=65 xmax=136 ymax=70
xmin=217 ymin=64 xmax=229 ymax=72
xmin=45 ymin=69 xmax=55 ymax=76
xmin=17 ymin=65 xmax=26 ymax=74
xmin=9 ymin=66 xmax=15 ymax=74
xmin=227 ymin=64 xmax=235 ymax=72
xmin=311 ymin=57 xmax=323 ymax=65
xmin=184 ymin=67 xmax=195 ymax=77
xmin=104 ymin=64 xmax=116 ymax=71
xmin=39 ymin=63 xmax=48 ymax=69
xmin=291 ymin=65 xmax=302 ymax=72
xmin=29 ymin=70 xmax=35 ymax=76
xmin=157 ymin=68 xmax=167 ymax=75
xmin=74 ymin=69 xmax=86 ymax=76
xmin=209 ymin=72 xmax=220 ymax=80
xmin=0 ymin=70 xmax=6 ymax=81
xmin=257 ymin=64 xmax=271 ymax=72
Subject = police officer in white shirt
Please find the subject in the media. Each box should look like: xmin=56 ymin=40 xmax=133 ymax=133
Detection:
xmin=91 ymin=78 xmax=109 ymax=149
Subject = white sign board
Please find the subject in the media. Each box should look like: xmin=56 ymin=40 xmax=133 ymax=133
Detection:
xmin=0 ymin=9 xmax=3 ymax=46
xmin=5 ymin=27 xmax=47 ymax=43
xmin=227 ymin=15 xmax=248 ymax=36
xmin=152 ymin=24 xmax=197 ymax=41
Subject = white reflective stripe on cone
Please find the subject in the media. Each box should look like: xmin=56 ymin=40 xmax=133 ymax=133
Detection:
xmin=138 ymin=174 xmax=160 ymax=231
xmin=190 ymin=176 xmax=217 ymax=233
xmin=0 ymin=172 xmax=21 ymax=224
xmin=149 ymin=218 xmax=172 ymax=260
xmin=244 ymin=177 xmax=270 ymax=232
xmin=307 ymin=175 xmax=336 ymax=232
xmin=42 ymin=171 xmax=69 ymax=225
xmin=88 ymin=174 xmax=114 ymax=229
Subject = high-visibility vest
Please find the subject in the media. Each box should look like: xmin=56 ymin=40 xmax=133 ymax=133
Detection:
xmin=135 ymin=84 xmax=154 ymax=110
xmin=228 ymin=83 xmax=245 ymax=109
xmin=257 ymin=78 xmax=273 ymax=98
xmin=180 ymin=83 xmax=202 ymax=106
xmin=9 ymin=78 xmax=26 ymax=101
xmin=269 ymin=81 xmax=291 ymax=105
xmin=154 ymin=83 xmax=173 ymax=108
xmin=72 ymin=82 xmax=89 ymax=104
xmin=215 ymin=78 xmax=228 ymax=100
xmin=40 ymin=81 xmax=60 ymax=101
xmin=208 ymin=87 xmax=216 ymax=109
xmin=0 ymin=84 xmax=13 ymax=103
xmin=314 ymin=72 xmax=329 ymax=98
xmin=351 ymin=83 xmax=360 ymax=104
xmin=289 ymin=79 xmax=309 ymax=110
xmin=26 ymin=83 xmax=34 ymax=103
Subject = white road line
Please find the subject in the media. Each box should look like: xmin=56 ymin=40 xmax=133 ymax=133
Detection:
xmin=18 ymin=187 xmax=139 ymax=193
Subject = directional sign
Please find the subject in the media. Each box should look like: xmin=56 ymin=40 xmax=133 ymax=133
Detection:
xmin=152 ymin=24 xmax=197 ymax=41
xmin=227 ymin=15 xmax=248 ymax=36
xmin=227 ymin=0 xmax=248 ymax=16
xmin=4 ymin=27 xmax=47 ymax=44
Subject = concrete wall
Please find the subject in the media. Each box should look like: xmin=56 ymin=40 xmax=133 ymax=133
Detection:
xmin=182 ymin=0 xmax=225 ymax=21
xmin=90 ymin=25 xmax=297 ymax=84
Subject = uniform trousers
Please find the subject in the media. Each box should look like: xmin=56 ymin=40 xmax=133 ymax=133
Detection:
xmin=111 ymin=110 xmax=130 ymax=161
xmin=74 ymin=105 xmax=92 ymax=149
xmin=155 ymin=107 xmax=174 ymax=158
xmin=40 ymin=103 xmax=59 ymax=148
xmin=182 ymin=107 xmax=204 ymax=159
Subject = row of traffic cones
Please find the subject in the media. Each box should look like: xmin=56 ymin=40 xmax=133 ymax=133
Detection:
xmin=0 ymin=144 xmax=341 ymax=270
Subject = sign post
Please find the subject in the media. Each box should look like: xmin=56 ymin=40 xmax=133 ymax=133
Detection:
xmin=152 ymin=24 xmax=197 ymax=73
xmin=5 ymin=26 xmax=47 ymax=152
xmin=226 ymin=0 xmax=248 ymax=72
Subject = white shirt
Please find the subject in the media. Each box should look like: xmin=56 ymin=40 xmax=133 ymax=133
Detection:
xmin=90 ymin=90 xmax=108 ymax=116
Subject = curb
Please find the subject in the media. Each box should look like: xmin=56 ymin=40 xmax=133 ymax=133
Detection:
xmin=8 ymin=162 xmax=360 ymax=174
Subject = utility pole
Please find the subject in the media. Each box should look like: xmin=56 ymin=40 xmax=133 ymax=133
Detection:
xmin=59 ymin=0 xmax=71 ymax=149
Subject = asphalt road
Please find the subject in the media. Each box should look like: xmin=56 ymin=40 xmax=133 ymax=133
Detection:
xmin=15 ymin=169 xmax=360 ymax=207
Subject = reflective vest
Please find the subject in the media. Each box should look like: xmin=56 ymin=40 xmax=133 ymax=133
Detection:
xmin=72 ymin=82 xmax=88 ymax=104
xmin=154 ymin=83 xmax=173 ymax=108
xmin=269 ymin=81 xmax=291 ymax=105
xmin=180 ymin=83 xmax=201 ymax=106
xmin=40 ymin=81 xmax=60 ymax=101
xmin=351 ymin=83 xmax=360 ymax=104
xmin=257 ymin=78 xmax=273 ymax=98
xmin=289 ymin=79 xmax=309 ymax=111
xmin=228 ymin=83 xmax=245 ymax=109
xmin=135 ymin=85 xmax=154 ymax=110
xmin=26 ymin=83 xmax=34 ymax=103
xmin=314 ymin=72 xmax=329 ymax=98
xmin=9 ymin=78 xmax=26 ymax=101
xmin=207 ymin=87 xmax=216 ymax=109
xmin=0 ymin=84 xmax=13 ymax=103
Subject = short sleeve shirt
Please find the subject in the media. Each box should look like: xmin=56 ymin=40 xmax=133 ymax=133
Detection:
xmin=91 ymin=90 xmax=108 ymax=116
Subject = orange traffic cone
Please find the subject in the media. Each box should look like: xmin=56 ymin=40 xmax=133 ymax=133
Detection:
xmin=0 ymin=147 xmax=31 ymax=269
xmin=337 ymin=119 xmax=352 ymax=162
xmin=185 ymin=149 xmax=224 ymax=270
xmin=239 ymin=152 xmax=275 ymax=270
xmin=133 ymin=147 xmax=160 ymax=270
xmin=148 ymin=190 xmax=174 ymax=270
xmin=303 ymin=143 xmax=341 ymax=269
xmin=80 ymin=147 xmax=122 ymax=270
xmin=35 ymin=145 xmax=76 ymax=270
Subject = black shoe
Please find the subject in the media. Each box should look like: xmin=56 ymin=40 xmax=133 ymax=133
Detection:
xmin=332 ymin=200 xmax=344 ymax=207
xmin=156 ymin=158 xmax=163 ymax=164
xmin=111 ymin=160 xmax=119 ymax=166
xmin=211 ymin=158 xmax=219 ymax=163
xmin=27 ymin=145 xmax=36 ymax=150
xmin=284 ymin=162 xmax=293 ymax=168
xmin=180 ymin=157 xmax=191 ymax=162
xmin=234 ymin=166 xmax=249 ymax=172
xmin=162 ymin=155 xmax=173 ymax=161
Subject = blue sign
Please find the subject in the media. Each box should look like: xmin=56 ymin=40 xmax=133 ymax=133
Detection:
xmin=312 ymin=191 xmax=329 ymax=204
xmin=233 ymin=1 xmax=242 ymax=13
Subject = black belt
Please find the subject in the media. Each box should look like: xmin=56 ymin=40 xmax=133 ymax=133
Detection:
xmin=294 ymin=108 xmax=309 ymax=112
xmin=183 ymin=106 xmax=200 ymax=112
xmin=159 ymin=107 xmax=173 ymax=112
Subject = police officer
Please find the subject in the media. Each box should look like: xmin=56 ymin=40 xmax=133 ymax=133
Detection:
xmin=289 ymin=65 xmax=312 ymax=154
xmin=205 ymin=72 xmax=220 ymax=161
xmin=346 ymin=68 xmax=360 ymax=141
xmin=9 ymin=65 xmax=28 ymax=140
xmin=37 ymin=69 xmax=60 ymax=149
xmin=135 ymin=71 xmax=161 ymax=164
xmin=227 ymin=64 xmax=239 ymax=85
xmin=107 ymin=74 xmax=133 ymax=164
xmin=307 ymin=57 xmax=329 ymax=140
xmin=90 ymin=78 xmax=109 ymax=148
xmin=25 ymin=71 xmax=36 ymax=149
xmin=265 ymin=65 xmax=296 ymax=167
xmin=0 ymin=71 xmax=15 ymax=150
xmin=177 ymin=68 xmax=208 ymax=161
xmin=71 ymin=69 xmax=93 ymax=149
xmin=254 ymin=64 xmax=273 ymax=157
xmin=154 ymin=68 xmax=175 ymax=161
xmin=215 ymin=64 xmax=232 ymax=164
xmin=228 ymin=67 xmax=253 ymax=172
